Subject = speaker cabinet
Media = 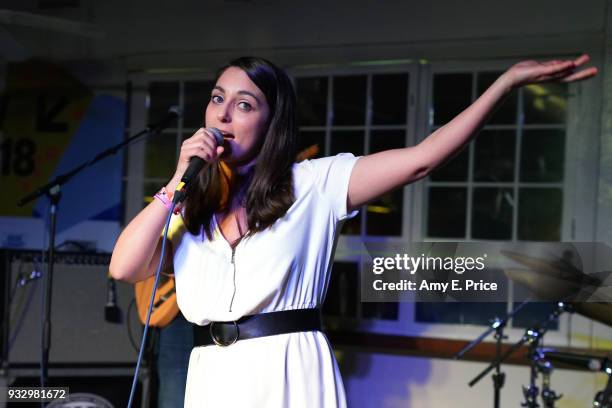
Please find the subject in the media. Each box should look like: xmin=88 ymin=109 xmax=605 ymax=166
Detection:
xmin=1 ymin=250 xmax=141 ymax=365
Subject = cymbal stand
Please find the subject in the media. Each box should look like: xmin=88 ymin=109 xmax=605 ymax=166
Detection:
xmin=521 ymin=328 xmax=541 ymax=408
xmin=534 ymin=349 xmax=562 ymax=408
xmin=520 ymin=303 xmax=570 ymax=407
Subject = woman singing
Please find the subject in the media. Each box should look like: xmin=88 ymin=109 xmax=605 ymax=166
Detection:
xmin=110 ymin=55 xmax=596 ymax=407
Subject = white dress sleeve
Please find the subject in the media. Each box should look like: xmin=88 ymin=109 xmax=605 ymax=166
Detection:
xmin=306 ymin=153 xmax=360 ymax=221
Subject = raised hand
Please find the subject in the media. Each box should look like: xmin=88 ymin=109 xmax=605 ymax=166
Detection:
xmin=502 ymin=54 xmax=598 ymax=89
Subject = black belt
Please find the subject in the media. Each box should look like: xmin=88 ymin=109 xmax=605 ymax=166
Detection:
xmin=193 ymin=308 xmax=322 ymax=347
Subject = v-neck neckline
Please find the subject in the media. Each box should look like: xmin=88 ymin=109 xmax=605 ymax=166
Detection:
xmin=213 ymin=213 xmax=248 ymax=250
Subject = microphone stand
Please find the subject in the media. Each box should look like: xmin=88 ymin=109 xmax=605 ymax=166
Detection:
xmin=454 ymin=300 xmax=529 ymax=408
xmin=16 ymin=107 xmax=180 ymax=388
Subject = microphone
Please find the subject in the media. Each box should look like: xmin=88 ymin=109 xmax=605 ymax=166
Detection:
xmin=146 ymin=106 xmax=182 ymax=132
xmin=105 ymin=276 xmax=122 ymax=324
xmin=173 ymin=127 xmax=224 ymax=203
xmin=16 ymin=269 xmax=42 ymax=288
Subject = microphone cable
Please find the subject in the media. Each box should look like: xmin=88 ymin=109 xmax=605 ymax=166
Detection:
xmin=126 ymin=200 xmax=177 ymax=408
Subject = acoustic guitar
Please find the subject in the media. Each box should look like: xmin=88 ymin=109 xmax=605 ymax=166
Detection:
xmin=134 ymin=273 xmax=179 ymax=328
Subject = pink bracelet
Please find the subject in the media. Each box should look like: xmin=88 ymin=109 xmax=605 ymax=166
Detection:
xmin=154 ymin=187 xmax=182 ymax=214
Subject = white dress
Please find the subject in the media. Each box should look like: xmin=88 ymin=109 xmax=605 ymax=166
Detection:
xmin=167 ymin=153 xmax=359 ymax=408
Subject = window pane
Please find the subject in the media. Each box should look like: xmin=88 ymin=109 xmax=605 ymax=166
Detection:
xmin=182 ymin=132 xmax=193 ymax=142
xmin=341 ymin=212 xmax=361 ymax=235
xmin=416 ymin=302 xmax=506 ymax=325
xmin=184 ymin=81 xmax=214 ymax=129
xmin=427 ymin=187 xmax=467 ymax=238
xmin=518 ymin=188 xmax=562 ymax=241
xmin=370 ymin=129 xmax=405 ymax=153
xmin=323 ymin=261 xmax=358 ymax=318
xmin=520 ymin=129 xmax=565 ymax=182
xmin=472 ymin=188 xmax=513 ymax=240
xmin=372 ymin=73 xmax=408 ymax=125
xmin=430 ymin=147 xmax=469 ymax=181
xmin=332 ymin=76 xmax=366 ymax=125
xmin=366 ymin=130 xmax=405 ymax=236
xmin=477 ymin=72 xmax=517 ymax=124
xmin=362 ymin=302 xmax=399 ymax=320
xmin=511 ymin=302 xmax=558 ymax=330
xmin=366 ymin=190 xmax=403 ymax=236
xmin=297 ymin=77 xmax=328 ymax=126
xmin=474 ymin=129 xmax=515 ymax=182
xmin=145 ymin=131 xmax=176 ymax=179
xmin=297 ymin=131 xmax=325 ymax=161
xmin=143 ymin=181 xmax=162 ymax=208
xmin=330 ymin=130 xmax=364 ymax=156
xmin=433 ymin=73 xmax=472 ymax=126
xmin=523 ymin=83 xmax=567 ymax=124
xmin=148 ymin=82 xmax=178 ymax=125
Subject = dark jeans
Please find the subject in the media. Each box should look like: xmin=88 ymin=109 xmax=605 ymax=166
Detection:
xmin=154 ymin=312 xmax=194 ymax=408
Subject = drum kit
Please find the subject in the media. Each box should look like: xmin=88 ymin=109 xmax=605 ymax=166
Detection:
xmin=455 ymin=249 xmax=612 ymax=408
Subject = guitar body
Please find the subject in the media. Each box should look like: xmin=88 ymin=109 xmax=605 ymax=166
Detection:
xmin=134 ymin=274 xmax=179 ymax=328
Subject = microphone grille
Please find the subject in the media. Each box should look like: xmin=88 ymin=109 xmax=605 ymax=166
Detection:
xmin=209 ymin=128 xmax=224 ymax=146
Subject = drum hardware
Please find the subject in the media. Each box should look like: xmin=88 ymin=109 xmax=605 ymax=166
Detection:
xmin=542 ymin=350 xmax=611 ymax=408
xmin=531 ymin=348 xmax=563 ymax=408
xmin=465 ymin=302 xmax=569 ymax=408
xmin=593 ymin=372 xmax=611 ymax=408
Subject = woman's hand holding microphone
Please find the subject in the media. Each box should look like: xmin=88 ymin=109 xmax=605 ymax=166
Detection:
xmin=165 ymin=128 xmax=225 ymax=201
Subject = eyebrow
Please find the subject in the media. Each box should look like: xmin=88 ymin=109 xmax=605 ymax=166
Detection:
xmin=213 ymin=85 xmax=261 ymax=104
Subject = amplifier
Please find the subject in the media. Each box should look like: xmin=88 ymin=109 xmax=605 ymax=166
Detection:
xmin=1 ymin=250 xmax=141 ymax=365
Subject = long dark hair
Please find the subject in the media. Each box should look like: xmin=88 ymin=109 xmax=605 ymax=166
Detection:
xmin=183 ymin=57 xmax=297 ymax=239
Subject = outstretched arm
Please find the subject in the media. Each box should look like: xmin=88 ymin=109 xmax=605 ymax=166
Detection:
xmin=347 ymin=54 xmax=597 ymax=211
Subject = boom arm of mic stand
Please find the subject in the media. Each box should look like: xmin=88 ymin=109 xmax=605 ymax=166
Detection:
xmin=469 ymin=332 xmax=529 ymax=387
xmin=17 ymin=120 xmax=172 ymax=207
xmin=455 ymin=299 xmax=530 ymax=360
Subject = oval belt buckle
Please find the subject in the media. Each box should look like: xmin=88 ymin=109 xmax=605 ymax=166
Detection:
xmin=210 ymin=321 xmax=239 ymax=347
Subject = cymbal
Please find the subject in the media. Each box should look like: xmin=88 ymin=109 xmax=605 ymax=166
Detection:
xmin=502 ymin=249 xmax=611 ymax=302
xmin=570 ymin=302 xmax=612 ymax=327
xmin=504 ymin=268 xmax=606 ymax=302
xmin=501 ymin=249 xmax=600 ymax=286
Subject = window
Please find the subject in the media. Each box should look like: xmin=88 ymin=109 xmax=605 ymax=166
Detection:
xmin=295 ymin=71 xmax=411 ymax=238
xmin=425 ymin=71 xmax=568 ymax=241
xmin=295 ymin=68 xmax=416 ymax=325
xmin=417 ymin=68 xmax=570 ymax=331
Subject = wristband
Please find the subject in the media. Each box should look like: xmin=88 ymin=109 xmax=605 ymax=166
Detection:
xmin=154 ymin=186 xmax=182 ymax=214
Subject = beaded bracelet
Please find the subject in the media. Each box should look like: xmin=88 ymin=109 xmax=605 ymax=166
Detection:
xmin=154 ymin=186 xmax=182 ymax=214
